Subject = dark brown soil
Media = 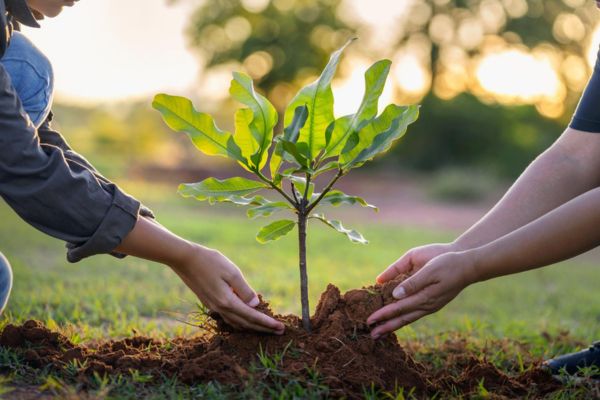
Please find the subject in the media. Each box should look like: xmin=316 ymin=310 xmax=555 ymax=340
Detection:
xmin=0 ymin=278 xmax=562 ymax=398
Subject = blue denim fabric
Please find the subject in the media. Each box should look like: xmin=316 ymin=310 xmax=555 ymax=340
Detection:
xmin=0 ymin=253 xmax=12 ymax=315
xmin=0 ymin=31 xmax=53 ymax=128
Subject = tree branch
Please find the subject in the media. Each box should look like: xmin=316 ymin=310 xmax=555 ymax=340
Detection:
xmin=302 ymin=173 xmax=312 ymax=207
xmin=256 ymin=170 xmax=299 ymax=208
xmin=306 ymin=170 xmax=344 ymax=214
xmin=291 ymin=182 xmax=300 ymax=205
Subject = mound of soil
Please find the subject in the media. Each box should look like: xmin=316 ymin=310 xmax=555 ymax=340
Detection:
xmin=0 ymin=278 xmax=561 ymax=398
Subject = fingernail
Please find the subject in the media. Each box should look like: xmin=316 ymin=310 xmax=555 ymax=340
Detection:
xmin=367 ymin=318 xmax=376 ymax=326
xmin=371 ymin=333 xmax=380 ymax=340
xmin=392 ymin=286 xmax=406 ymax=299
xmin=248 ymin=296 xmax=260 ymax=307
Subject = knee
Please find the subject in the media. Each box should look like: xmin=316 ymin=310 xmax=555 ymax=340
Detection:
xmin=1 ymin=32 xmax=54 ymax=127
xmin=0 ymin=253 xmax=12 ymax=314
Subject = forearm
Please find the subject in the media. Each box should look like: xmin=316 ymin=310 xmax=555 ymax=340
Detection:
xmin=113 ymin=217 xmax=199 ymax=268
xmin=454 ymin=130 xmax=600 ymax=250
xmin=467 ymin=187 xmax=600 ymax=282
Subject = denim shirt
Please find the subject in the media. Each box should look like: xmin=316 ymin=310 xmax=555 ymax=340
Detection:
xmin=0 ymin=0 xmax=153 ymax=262
xmin=2 ymin=31 xmax=53 ymax=127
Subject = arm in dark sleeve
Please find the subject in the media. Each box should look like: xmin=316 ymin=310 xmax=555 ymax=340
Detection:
xmin=37 ymin=114 xmax=155 ymax=219
xmin=0 ymin=64 xmax=141 ymax=263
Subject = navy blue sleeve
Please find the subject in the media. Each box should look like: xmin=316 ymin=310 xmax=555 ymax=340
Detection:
xmin=569 ymin=47 xmax=600 ymax=133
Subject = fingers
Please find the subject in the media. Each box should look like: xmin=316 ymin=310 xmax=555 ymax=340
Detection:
xmin=370 ymin=310 xmax=428 ymax=339
xmin=225 ymin=269 xmax=259 ymax=307
xmin=366 ymin=292 xmax=427 ymax=326
xmin=227 ymin=294 xmax=285 ymax=334
xmin=376 ymin=252 xmax=413 ymax=284
xmin=393 ymin=268 xmax=433 ymax=299
xmin=222 ymin=312 xmax=284 ymax=334
xmin=214 ymin=287 xmax=284 ymax=334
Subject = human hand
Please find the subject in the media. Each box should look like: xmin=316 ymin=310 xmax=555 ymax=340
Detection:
xmin=376 ymin=242 xmax=459 ymax=284
xmin=171 ymin=245 xmax=285 ymax=335
xmin=367 ymin=251 xmax=477 ymax=339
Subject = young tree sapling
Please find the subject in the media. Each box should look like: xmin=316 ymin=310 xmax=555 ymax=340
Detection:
xmin=153 ymin=40 xmax=420 ymax=332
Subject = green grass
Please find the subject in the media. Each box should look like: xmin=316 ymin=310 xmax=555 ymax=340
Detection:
xmin=0 ymin=180 xmax=599 ymax=397
xmin=1 ymin=179 xmax=599 ymax=346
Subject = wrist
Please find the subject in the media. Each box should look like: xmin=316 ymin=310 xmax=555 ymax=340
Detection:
xmin=449 ymin=239 xmax=469 ymax=253
xmin=170 ymin=241 xmax=208 ymax=272
xmin=456 ymin=248 xmax=486 ymax=285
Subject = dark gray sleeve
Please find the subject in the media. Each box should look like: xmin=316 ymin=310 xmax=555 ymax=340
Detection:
xmin=0 ymin=64 xmax=141 ymax=263
xmin=37 ymin=115 xmax=156 ymax=220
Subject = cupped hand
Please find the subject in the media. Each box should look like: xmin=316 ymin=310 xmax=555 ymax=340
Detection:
xmin=368 ymin=251 xmax=477 ymax=339
xmin=172 ymin=245 xmax=285 ymax=335
xmin=376 ymin=243 xmax=458 ymax=284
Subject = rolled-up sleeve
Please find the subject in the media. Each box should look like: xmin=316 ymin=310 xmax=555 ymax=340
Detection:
xmin=37 ymin=114 xmax=156 ymax=220
xmin=0 ymin=64 xmax=142 ymax=263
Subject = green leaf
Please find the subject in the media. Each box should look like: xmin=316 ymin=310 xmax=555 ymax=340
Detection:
xmin=280 ymin=140 xmax=310 ymax=167
xmin=323 ymin=60 xmax=392 ymax=158
xmin=284 ymin=39 xmax=355 ymax=159
xmin=247 ymin=200 xmax=293 ymax=219
xmin=340 ymin=104 xmax=420 ymax=169
xmin=230 ymin=72 xmax=278 ymax=170
xmin=153 ymin=94 xmax=245 ymax=163
xmin=233 ymin=108 xmax=260 ymax=167
xmin=222 ymin=195 xmax=268 ymax=206
xmin=178 ymin=177 xmax=268 ymax=204
xmin=283 ymin=105 xmax=309 ymax=142
xmin=256 ymin=220 xmax=296 ymax=243
xmin=312 ymin=214 xmax=368 ymax=244
xmin=321 ymin=190 xmax=378 ymax=211
xmin=270 ymin=105 xmax=309 ymax=178
xmin=313 ymin=161 xmax=340 ymax=177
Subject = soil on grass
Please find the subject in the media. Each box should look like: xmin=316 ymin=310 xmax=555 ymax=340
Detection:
xmin=0 ymin=277 xmax=561 ymax=398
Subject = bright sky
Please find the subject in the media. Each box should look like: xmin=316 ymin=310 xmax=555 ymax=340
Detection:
xmin=21 ymin=0 xmax=200 ymax=103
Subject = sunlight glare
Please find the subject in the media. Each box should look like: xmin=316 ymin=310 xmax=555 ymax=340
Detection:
xmin=338 ymin=0 xmax=411 ymax=51
xmin=393 ymin=53 xmax=430 ymax=95
xmin=21 ymin=0 xmax=199 ymax=104
xmin=332 ymin=58 xmax=394 ymax=118
xmin=586 ymin=22 xmax=600 ymax=68
xmin=475 ymin=49 xmax=562 ymax=103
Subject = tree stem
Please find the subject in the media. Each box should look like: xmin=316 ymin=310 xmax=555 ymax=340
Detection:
xmin=298 ymin=212 xmax=311 ymax=332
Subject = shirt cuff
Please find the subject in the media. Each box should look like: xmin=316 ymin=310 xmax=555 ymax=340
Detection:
xmin=569 ymin=116 xmax=600 ymax=134
xmin=65 ymin=184 xmax=141 ymax=263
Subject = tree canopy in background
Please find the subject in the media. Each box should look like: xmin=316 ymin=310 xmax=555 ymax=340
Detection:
xmin=174 ymin=0 xmax=600 ymax=178
xmin=182 ymin=0 xmax=351 ymax=110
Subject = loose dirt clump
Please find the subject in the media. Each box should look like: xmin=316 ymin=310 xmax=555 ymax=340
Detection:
xmin=0 ymin=278 xmax=561 ymax=398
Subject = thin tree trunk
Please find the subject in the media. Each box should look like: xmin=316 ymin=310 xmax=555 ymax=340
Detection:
xmin=298 ymin=213 xmax=311 ymax=332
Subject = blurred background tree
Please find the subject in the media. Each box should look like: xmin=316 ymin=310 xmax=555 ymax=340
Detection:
xmin=173 ymin=0 xmax=598 ymax=178
xmin=181 ymin=0 xmax=352 ymax=111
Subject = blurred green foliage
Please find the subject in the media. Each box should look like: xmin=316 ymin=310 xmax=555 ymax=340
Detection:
xmin=172 ymin=0 xmax=596 ymax=179
xmin=391 ymin=92 xmax=564 ymax=177
xmin=426 ymin=166 xmax=498 ymax=202
xmin=183 ymin=0 xmax=351 ymax=92
xmin=52 ymin=102 xmax=204 ymax=177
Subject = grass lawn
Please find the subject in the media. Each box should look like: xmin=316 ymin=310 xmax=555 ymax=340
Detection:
xmin=0 ymin=180 xmax=599 ymax=398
